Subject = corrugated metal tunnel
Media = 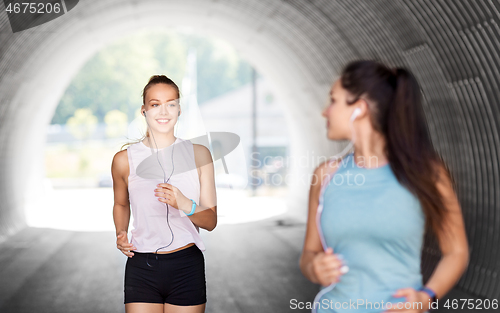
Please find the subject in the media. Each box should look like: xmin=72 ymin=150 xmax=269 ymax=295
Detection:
xmin=0 ymin=0 xmax=498 ymax=312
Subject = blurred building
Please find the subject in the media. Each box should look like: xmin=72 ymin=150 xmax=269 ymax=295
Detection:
xmin=199 ymin=76 xmax=289 ymax=187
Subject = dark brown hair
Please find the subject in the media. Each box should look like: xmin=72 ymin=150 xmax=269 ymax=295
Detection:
xmin=120 ymin=75 xmax=181 ymax=150
xmin=340 ymin=60 xmax=454 ymax=240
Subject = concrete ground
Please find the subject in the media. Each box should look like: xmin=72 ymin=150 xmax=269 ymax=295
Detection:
xmin=0 ymin=186 xmax=484 ymax=313
xmin=0 ymin=213 xmax=318 ymax=313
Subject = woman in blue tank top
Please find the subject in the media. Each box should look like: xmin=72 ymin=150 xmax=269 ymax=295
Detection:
xmin=299 ymin=60 xmax=469 ymax=313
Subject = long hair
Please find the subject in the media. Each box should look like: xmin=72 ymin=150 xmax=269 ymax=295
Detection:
xmin=340 ymin=60 xmax=454 ymax=240
xmin=120 ymin=75 xmax=181 ymax=151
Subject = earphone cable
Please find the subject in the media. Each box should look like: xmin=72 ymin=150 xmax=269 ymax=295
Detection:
xmin=142 ymin=110 xmax=176 ymax=268
xmin=311 ymin=117 xmax=356 ymax=313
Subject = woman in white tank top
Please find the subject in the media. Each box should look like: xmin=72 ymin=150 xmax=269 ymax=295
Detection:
xmin=112 ymin=75 xmax=217 ymax=313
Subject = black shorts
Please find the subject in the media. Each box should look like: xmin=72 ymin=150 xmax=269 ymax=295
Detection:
xmin=124 ymin=244 xmax=206 ymax=306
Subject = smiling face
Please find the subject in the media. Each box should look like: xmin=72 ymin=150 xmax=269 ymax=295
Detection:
xmin=141 ymin=83 xmax=181 ymax=134
xmin=321 ymin=78 xmax=360 ymax=140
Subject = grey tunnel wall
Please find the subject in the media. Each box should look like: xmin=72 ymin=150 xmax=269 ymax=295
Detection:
xmin=0 ymin=0 xmax=498 ymax=302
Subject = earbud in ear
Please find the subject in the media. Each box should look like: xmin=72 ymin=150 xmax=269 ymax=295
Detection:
xmin=178 ymin=111 xmax=180 ymax=116
xmin=143 ymin=111 xmax=146 ymax=116
xmin=350 ymin=108 xmax=361 ymax=122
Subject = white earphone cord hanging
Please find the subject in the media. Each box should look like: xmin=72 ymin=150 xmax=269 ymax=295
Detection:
xmin=311 ymin=108 xmax=359 ymax=313
xmin=143 ymin=110 xmax=176 ymax=268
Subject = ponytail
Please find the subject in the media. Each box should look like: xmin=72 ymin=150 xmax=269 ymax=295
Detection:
xmin=385 ymin=68 xmax=431 ymax=186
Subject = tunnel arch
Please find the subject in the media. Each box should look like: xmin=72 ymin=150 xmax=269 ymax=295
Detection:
xmin=0 ymin=0 xmax=499 ymax=301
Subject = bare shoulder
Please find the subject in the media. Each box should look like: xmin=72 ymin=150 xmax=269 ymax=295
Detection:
xmin=192 ymin=143 xmax=210 ymax=154
xmin=113 ymin=149 xmax=128 ymax=166
xmin=192 ymin=144 xmax=213 ymax=167
xmin=112 ymin=149 xmax=129 ymax=181
xmin=312 ymin=157 xmax=341 ymax=188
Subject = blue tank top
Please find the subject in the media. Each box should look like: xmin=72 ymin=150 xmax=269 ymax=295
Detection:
xmin=317 ymin=152 xmax=426 ymax=312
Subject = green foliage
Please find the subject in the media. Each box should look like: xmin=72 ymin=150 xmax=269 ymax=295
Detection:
xmin=51 ymin=29 xmax=253 ymax=125
xmin=104 ymin=110 xmax=128 ymax=138
xmin=67 ymin=108 xmax=98 ymax=140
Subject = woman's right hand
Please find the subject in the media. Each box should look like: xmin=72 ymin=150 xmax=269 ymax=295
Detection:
xmin=312 ymin=247 xmax=348 ymax=286
xmin=116 ymin=231 xmax=137 ymax=258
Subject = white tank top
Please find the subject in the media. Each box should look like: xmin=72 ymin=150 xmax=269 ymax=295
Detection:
xmin=126 ymin=137 xmax=205 ymax=252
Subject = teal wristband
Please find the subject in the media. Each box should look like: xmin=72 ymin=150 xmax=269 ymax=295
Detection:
xmin=186 ymin=199 xmax=196 ymax=216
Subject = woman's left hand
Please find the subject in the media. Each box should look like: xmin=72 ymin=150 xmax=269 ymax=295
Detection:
xmin=383 ymin=288 xmax=431 ymax=313
xmin=154 ymin=183 xmax=192 ymax=214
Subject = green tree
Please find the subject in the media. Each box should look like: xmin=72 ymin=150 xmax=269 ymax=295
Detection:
xmin=52 ymin=29 xmax=254 ymax=125
xmin=67 ymin=108 xmax=98 ymax=140
xmin=104 ymin=110 xmax=128 ymax=138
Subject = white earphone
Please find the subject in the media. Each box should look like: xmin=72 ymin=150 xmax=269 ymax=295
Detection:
xmin=350 ymin=108 xmax=361 ymax=122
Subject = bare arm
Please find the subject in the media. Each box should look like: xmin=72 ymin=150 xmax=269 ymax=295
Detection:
xmin=299 ymin=159 xmax=340 ymax=284
xmin=112 ymin=150 xmax=131 ymax=236
xmin=421 ymin=165 xmax=470 ymax=300
xmin=185 ymin=144 xmax=217 ymax=231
